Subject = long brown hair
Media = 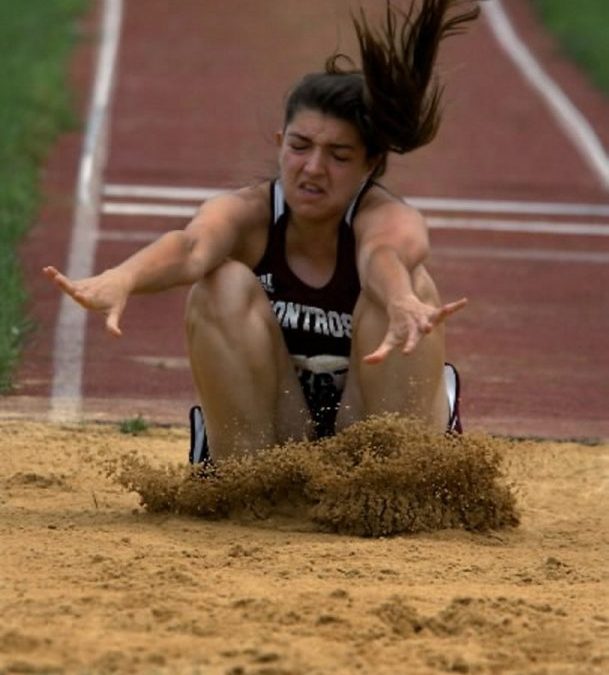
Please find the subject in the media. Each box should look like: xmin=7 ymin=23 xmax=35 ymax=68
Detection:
xmin=284 ymin=1 xmax=480 ymax=175
xmin=353 ymin=0 xmax=480 ymax=153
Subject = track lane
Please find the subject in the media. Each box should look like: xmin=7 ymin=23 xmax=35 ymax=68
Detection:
xmin=8 ymin=0 xmax=609 ymax=440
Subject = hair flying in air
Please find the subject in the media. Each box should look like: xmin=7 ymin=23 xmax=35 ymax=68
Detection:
xmin=283 ymin=0 xmax=481 ymax=176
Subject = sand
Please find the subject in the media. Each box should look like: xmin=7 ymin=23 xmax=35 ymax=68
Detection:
xmin=1 ymin=418 xmax=608 ymax=674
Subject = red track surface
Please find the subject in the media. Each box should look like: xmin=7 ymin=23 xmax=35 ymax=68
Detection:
xmin=6 ymin=0 xmax=609 ymax=440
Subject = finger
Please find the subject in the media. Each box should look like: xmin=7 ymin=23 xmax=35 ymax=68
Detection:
xmin=432 ymin=297 xmax=468 ymax=323
xmin=42 ymin=265 xmax=59 ymax=278
xmin=443 ymin=297 xmax=468 ymax=316
xmin=402 ymin=327 xmax=422 ymax=355
xmin=105 ymin=305 xmax=123 ymax=337
xmin=43 ymin=267 xmax=79 ymax=297
xmin=43 ymin=266 xmax=67 ymax=286
xmin=362 ymin=345 xmax=391 ymax=364
xmin=363 ymin=337 xmax=395 ymax=364
xmin=420 ymin=319 xmax=434 ymax=334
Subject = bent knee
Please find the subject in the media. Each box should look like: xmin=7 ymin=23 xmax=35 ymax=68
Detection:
xmin=353 ymin=265 xmax=440 ymax=326
xmin=186 ymin=260 xmax=262 ymax=324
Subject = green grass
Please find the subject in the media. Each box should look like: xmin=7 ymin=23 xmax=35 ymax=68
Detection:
xmin=0 ymin=0 xmax=88 ymax=392
xmin=119 ymin=415 xmax=150 ymax=436
xmin=531 ymin=0 xmax=609 ymax=94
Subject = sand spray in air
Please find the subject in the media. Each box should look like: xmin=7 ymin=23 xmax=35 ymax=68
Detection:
xmin=105 ymin=414 xmax=520 ymax=537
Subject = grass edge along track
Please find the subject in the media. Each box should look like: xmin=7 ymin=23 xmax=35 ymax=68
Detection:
xmin=531 ymin=0 xmax=609 ymax=94
xmin=0 ymin=0 xmax=89 ymax=392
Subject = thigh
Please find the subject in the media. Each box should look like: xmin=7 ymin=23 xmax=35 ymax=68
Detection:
xmin=186 ymin=260 xmax=313 ymax=454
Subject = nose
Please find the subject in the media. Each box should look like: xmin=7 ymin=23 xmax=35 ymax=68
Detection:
xmin=303 ymin=147 xmax=325 ymax=175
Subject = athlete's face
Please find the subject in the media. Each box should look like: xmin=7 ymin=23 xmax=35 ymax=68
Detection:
xmin=277 ymin=108 xmax=376 ymax=224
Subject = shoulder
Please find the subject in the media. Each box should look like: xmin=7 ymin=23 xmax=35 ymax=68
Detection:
xmin=185 ymin=182 xmax=272 ymax=267
xmin=353 ymin=184 xmax=426 ymax=237
xmin=352 ymin=184 xmax=430 ymax=267
xmin=192 ymin=181 xmax=271 ymax=228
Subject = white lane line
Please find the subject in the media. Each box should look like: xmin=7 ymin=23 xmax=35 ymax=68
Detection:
xmin=483 ymin=1 xmax=609 ymax=190
xmin=103 ymin=202 xmax=196 ymax=217
xmin=99 ymin=230 xmax=162 ymax=242
xmin=49 ymin=0 xmax=123 ymax=423
xmin=427 ymin=216 xmax=609 ymax=237
xmin=104 ymin=184 xmax=225 ymax=201
xmin=433 ymin=246 xmax=609 ymax=264
xmin=99 ymin=201 xmax=609 ymax=236
xmin=408 ymin=197 xmax=609 ymax=218
xmin=104 ymin=182 xmax=609 ymax=217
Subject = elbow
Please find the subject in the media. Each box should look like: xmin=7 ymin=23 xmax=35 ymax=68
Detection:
xmin=160 ymin=229 xmax=193 ymax=249
xmin=411 ymin=241 xmax=430 ymax=270
xmin=169 ymin=229 xmax=200 ymax=260
xmin=368 ymin=243 xmax=426 ymax=271
xmin=164 ymin=230 xmax=203 ymax=283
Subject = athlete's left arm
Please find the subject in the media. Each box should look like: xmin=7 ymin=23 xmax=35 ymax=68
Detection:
xmin=354 ymin=200 xmax=466 ymax=363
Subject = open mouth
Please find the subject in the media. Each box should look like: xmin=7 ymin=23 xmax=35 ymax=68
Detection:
xmin=299 ymin=182 xmax=325 ymax=196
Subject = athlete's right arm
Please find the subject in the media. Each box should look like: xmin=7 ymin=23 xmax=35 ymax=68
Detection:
xmin=43 ymin=190 xmax=262 ymax=336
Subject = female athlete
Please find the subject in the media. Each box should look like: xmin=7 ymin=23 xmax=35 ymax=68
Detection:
xmin=44 ymin=1 xmax=479 ymax=461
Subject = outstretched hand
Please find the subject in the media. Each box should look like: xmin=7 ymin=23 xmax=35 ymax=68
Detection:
xmin=363 ymin=296 xmax=468 ymax=364
xmin=43 ymin=266 xmax=130 ymax=337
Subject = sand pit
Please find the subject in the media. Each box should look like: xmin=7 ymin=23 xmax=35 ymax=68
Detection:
xmin=1 ymin=418 xmax=608 ymax=674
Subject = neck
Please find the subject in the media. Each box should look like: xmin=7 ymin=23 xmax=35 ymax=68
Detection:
xmin=288 ymin=213 xmax=341 ymax=244
xmin=285 ymin=215 xmax=340 ymax=286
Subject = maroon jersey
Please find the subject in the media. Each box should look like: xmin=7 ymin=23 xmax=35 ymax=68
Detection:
xmin=254 ymin=180 xmax=369 ymax=358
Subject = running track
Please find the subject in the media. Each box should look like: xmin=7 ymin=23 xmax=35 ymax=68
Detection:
xmin=6 ymin=0 xmax=609 ymax=441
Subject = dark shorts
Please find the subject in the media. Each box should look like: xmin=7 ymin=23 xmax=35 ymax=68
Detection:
xmin=291 ymin=354 xmax=349 ymax=439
